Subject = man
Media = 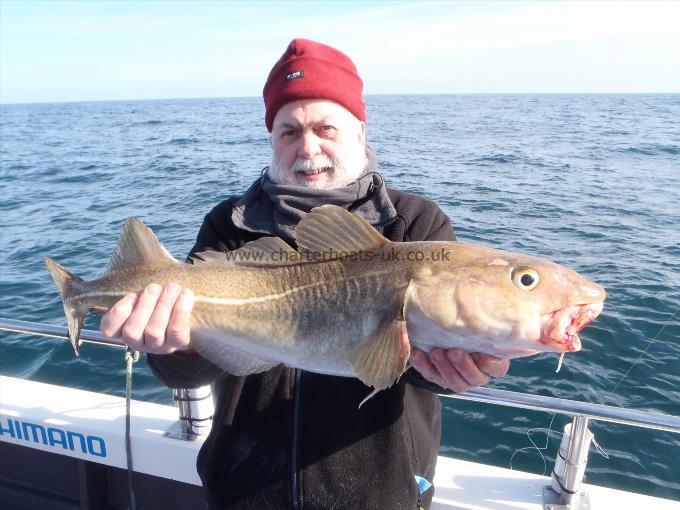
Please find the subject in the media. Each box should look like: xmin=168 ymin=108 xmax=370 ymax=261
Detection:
xmin=101 ymin=39 xmax=510 ymax=509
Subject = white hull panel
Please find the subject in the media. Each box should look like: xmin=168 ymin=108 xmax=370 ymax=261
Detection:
xmin=1 ymin=375 xmax=677 ymax=508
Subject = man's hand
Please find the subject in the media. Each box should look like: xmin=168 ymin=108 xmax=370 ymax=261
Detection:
xmin=409 ymin=347 xmax=510 ymax=393
xmin=100 ymin=283 xmax=194 ymax=354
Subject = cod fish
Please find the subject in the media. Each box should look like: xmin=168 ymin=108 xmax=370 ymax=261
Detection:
xmin=45 ymin=205 xmax=606 ymax=395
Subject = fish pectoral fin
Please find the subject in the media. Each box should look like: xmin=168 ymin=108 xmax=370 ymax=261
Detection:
xmin=350 ymin=319 xmax=410 ymax=392
xmin=192 ymin=237 xmax=301 ymax=267
xmin=107 ymin=218 xmax=177 ymax=272
xmin=193 ymin=333 xmax=278 ymax=376
xmin=295 ymin=205 xmax=387 ymax=260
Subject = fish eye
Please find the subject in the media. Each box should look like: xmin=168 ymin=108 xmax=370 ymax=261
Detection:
xmin=511 ymin=266 xmax=540 ymax=291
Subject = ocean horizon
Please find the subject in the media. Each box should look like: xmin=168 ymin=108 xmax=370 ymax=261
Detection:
xmin=3 ymin=91 xmax=678 ymax=107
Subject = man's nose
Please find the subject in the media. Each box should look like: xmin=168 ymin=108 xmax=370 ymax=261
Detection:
xmin=300 ymin=131 xmax=322 ymax=158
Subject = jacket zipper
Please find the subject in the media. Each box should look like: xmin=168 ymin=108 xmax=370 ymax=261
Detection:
xmin=291 ymin=368 xmax=302 ymax=510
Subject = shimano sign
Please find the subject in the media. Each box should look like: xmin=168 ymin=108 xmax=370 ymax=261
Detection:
xmin=0 ymin=415 xmax=107 ymax=458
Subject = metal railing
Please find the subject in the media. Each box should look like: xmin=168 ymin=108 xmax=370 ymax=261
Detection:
xmin=0 ymin=318 xmax=126 ymax=348
xmin=2 ymin=318 xmax=678 ymax=434
xmin=442 ymin=386 xmax=680 ymax=434
xmin=2 ymin=317 xmax=679 ymax=509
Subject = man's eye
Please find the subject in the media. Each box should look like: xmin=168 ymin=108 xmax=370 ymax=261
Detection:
xmin=282 ymin=130 xmax=295 ymax=138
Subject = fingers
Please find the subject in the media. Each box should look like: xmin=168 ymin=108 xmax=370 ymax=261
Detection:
xmin=101 ymin=293 xmax=139 ymax=337
xmin=120 ymin=283 xmax=163 ymax=351
xmin=165 ymin=288 xmax=194 ymax=352
xmin=446 ymin=349 xmax=491 ymax=388
xmin=100 ymin=283 xmax=193 ymax=354
xmin=409 ymin=349 xmax=446 ymax=388
xmin=431 ymin=348 xmax=475 ymax=393
xmin=143 ymin=283 xmax=183 ymax=351
xmin=409 ymin=347 xmax=511 ymax=394
xmin=470 ymin=352 xmax=510 ymax=379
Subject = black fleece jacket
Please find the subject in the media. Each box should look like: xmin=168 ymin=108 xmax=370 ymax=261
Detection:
xmin=147 ymin=187 xmax=456 ymax=510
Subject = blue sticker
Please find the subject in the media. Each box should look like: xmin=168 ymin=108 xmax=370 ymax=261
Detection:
xmin=414 ymin=475 xmax=432 ymax=494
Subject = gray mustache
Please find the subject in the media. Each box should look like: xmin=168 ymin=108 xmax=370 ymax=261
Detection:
xmin=290 ymin=156 xmax=335 ymax=173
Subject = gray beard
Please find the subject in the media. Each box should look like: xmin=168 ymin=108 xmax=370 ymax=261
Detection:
xmin=232 ymin=145 xmax=397 ymax=242
xmin=268 ymin=148 xmax=368 ymax=188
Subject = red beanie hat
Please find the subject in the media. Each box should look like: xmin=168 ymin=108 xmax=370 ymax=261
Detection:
xmin=263 ymin=38 xmax=365 ymax=132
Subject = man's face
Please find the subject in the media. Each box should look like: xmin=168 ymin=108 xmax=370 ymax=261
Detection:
xmin=269 ymin=99 xmax=367 ymax=188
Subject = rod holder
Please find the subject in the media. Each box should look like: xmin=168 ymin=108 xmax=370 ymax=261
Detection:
xmin=544 ymin=415 xmax=593 ymax=509
xmin=177 ymin=386 xmax=214 ymax=435
xmin=163 ymin=386 xmax=214 ymax=441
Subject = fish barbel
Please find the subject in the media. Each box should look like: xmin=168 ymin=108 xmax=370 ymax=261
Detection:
xmin=45 ymin=205 xmax=606 ymax=394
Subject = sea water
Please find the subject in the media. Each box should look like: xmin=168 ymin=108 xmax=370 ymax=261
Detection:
xmin=1 ymin=94 xmax=678 ymax=499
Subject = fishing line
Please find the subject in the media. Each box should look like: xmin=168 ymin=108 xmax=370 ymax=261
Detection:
xmin=125 ymin=347 xmax=140 ymax=510
xmin=509 ymin=412 xmax=559 ymax=476
xmin=507 ymin=305 xmax=668 ymax=470
xmin=591 ymin=436 xmax=609 ymax=460
xmin=609 ymin=307 xmax=678 ymax=395
xmin=523 ymin=306 xmax=680 ymax=469
xmin=509 ymin=411 xmax=610 ymax=474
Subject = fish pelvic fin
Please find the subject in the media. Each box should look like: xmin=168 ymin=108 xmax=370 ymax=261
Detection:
xmin=107 ymin=217 xmax=178 ymax=272
xmin=351 ymin=318 xmax=411 ymax=405
xmin=294 ymin=205 xmax=388 ymax=261
xmin=44 ymin=257 xmax=87 ymax=357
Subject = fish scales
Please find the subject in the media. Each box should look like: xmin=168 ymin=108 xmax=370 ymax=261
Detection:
xmin=45 ymin=205 xmax=606 ymax=396
xmin=194 ymin=260 xmax=409 ymax=357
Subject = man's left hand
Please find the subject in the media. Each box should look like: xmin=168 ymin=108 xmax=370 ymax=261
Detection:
xmin=409 ymin=347 xmax=510 ymax=393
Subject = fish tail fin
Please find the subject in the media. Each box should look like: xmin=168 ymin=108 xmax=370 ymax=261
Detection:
xmin=44 ymin=257 xmax=87 ymax=357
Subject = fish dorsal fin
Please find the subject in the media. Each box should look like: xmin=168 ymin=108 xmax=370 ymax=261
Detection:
xmin=192 ymin=237 xmax=301 ymax=267
xmin=108 ymin=217 xmax=177 ymax=272
xmin=295 ymin=205 xmax=387 ymax=260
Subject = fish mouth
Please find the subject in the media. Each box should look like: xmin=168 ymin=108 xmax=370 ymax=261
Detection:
xmin=539 ymin=301 xmax=604 ymax=352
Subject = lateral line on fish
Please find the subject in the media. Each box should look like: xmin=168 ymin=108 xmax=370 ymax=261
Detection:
xmin=78 ymin=291 xmax=130 ymax=299
xmin=76 ymin=289 xmax=296 ymax=305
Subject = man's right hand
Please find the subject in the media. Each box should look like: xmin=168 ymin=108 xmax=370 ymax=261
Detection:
xmin=100 ymin=283 xmax=194 ymax=354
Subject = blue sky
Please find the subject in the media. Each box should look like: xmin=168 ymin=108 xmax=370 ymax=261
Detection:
xmin=1 ymin=0 xmax=678 ymax=104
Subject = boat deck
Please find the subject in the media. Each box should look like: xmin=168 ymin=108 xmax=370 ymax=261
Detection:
xmin=431 ymin=456 xmax=679 ymax=509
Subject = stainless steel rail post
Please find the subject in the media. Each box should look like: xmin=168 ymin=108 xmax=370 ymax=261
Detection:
xmin=562 ymin=416 xmax=592 ymax=497
xmin=544 ymin=415 xmax=593 ymax=509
